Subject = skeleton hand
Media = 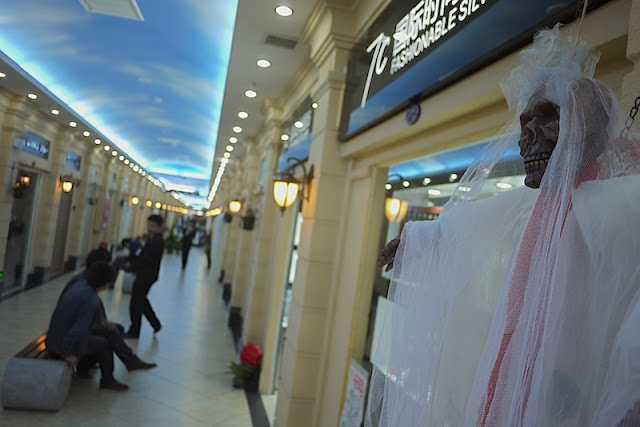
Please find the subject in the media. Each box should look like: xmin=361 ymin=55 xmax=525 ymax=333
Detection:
xmin=378 ymin=237 xmax=400 ymax=272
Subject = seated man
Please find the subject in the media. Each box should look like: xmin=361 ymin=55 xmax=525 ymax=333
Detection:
xmin=46 ymin=262 xmax=128 ymax=391
xmin=61 ymin=250 xmax=157 ymax=376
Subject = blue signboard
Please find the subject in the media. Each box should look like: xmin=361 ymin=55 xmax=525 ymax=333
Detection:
xmin=342 ymin=0 xmax=610 ymax=138
xmin=13 ymin=131 xmax=50 ymax=159
xmin=277 ymin=103 xmax=314 ymax=173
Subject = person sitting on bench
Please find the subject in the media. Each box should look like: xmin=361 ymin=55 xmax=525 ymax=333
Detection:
xmin=60 ymin=250 xmax=157 ymax=376
xmin=46 ymin=261 xmax=128 ymax=391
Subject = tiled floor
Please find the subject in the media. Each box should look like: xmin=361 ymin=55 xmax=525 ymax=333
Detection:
xmin=0 ymin=249 xmax=252 ymax=426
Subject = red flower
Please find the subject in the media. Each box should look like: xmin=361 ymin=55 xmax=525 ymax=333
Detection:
xmin=240 ymin=343 xmax=262 ymax=368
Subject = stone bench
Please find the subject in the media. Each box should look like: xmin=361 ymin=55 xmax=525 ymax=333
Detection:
xmin=1 ymin=333 xmax=72 ymax=411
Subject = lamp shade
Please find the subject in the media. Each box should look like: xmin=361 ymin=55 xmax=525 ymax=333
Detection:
xmin=273 ymin=179 xmax=299 ymax=211
xmin=155 ymin=202 xmax=162 ymax=209
xmin=131 ymin=196 xmax=139 ymax=205
xmin=145 ymin=200 xmax=152 ymax=207
xmin=229 ymin=200 xmax=242 ymax=214
xmin=385 ymin=197 xmax=409 ymax=223
xmin=61 ymin=181 xmax=73 ymax=193
xmin=211 ymin=207 xmax=222 ymax=216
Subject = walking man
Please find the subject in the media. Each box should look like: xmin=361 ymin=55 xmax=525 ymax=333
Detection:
xmin=181 ymin=223 xmax=195 ymax=270
xmin=124 ymin=214 xmax=165 ymax=338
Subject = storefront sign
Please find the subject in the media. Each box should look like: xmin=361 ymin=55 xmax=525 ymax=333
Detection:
xmin=339 ymin=360 xmax=370 ymax=427
xmin=342 ymin=0 xmax=609 ymax=138
xmin=13 ymin=132 xmax=50 ymax=159
xmin=277 ymin=100 xmax=314 ymax=173
xmin=65 ymin=152 xmax=82 ymax=171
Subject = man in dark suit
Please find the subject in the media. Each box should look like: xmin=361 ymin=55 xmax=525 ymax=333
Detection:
xmin=180 ymin=224 xmax=195 ymax=270
xmin=124 ymin=215 xmax=165 ymax=338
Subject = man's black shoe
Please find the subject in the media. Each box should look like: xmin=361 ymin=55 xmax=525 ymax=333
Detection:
xmin=153 ymin=324 xmax=162 ymax=334
xmin=123 ymin=330 xmax=139 ymax=339
xmin=99 ymin=380 xmax=129 ymax=391
xmin=127 ymin=360 xmax=158 ymax=372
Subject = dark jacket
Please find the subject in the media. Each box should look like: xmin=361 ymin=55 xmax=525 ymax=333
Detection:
xmin=46 ymin=280 xmax=100 ymax=358
xmin=181 ymin=230 xmax=194 ymax=247
xmin=127 ymin=239 xmax=142 ymax=262
xmin=131 ymin=233 xmax=164 ymax=284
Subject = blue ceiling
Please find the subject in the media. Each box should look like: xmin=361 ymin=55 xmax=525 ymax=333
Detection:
xmin=0 ymin=0 xmax=238 ymax=202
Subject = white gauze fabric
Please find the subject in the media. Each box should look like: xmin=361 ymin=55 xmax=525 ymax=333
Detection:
xmin=366 ymin=24 xmax=640 ymax=427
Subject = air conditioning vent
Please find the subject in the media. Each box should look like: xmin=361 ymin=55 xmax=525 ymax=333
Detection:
xmin=264 ymin=34 xmax=298 ymax=50
xmin=78 ymin=0 xmax=144 ymax=21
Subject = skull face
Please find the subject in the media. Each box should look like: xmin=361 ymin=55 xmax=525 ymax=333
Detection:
xmin=518 ymin=86 xmax=561 ymax=188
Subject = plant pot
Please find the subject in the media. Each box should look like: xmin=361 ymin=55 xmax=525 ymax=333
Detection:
xmin=242 ymin=216 xmax=255 ymax=231
xmin=232 ymin=377 xmax=245 ymax=389
xmin=224 ymin=213 xmax=233 ymax=223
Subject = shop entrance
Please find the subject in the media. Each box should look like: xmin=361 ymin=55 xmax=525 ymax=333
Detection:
xmin=2 ymin=171 xmax=39 ymax=294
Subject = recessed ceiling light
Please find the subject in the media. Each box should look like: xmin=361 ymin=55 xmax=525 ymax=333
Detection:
xmin=83 ymin=131 xmax=90 ymax=137
xmin=27 ymin=93 xmax=37 ymax=100
xmin=402 ymin=180 xmax=410 ymax=188
xmin=226 ymin=145 xmax=234 ymax=151
xmin=124 ymin=159 xmax=130 ymax=165
xmin=142 ymin=171 xmax=146 ymax=176
xmin=294 ymin=121 xmax=304 ymax=128
xmin=427 ymin=189 xmax=441 ymax=196
xmin=244 ymin=90 xmax=257 ymax=98
xmin=112 ymin=150 xmax=118 ymax=157
xmin=257 ymin=59 xmax=271 ymax=68
xmin=281 ymin=134 xmax=289 ymax=141
xmin=233 ymin=126 xmax=242 ymax=133
xmin=104 ymin=145 xmax=110 ymax=151
xmin=385 ymin=183 xmax=392 ymax=190
xmin=449 ymin=173 xmax=458 ymax=182
xmin=229 ymin=137 xmax=238 ymax=143
xmin=496 ymin=182 xmax=513 ymax=189
xmin=119 ymin=155 xmax=124 ymax=161
xmin=275 ymin=5 xmax=293 ymax=16
xmin=312 ymin=102 xmax=318 ymax=109
xmin=129 ymin=163 xmax=134 ymax=168
xmin=221 ymin=158 xmax=229 ymax=164
xmin=0 ymin=72 xmax=5 ymax=78
xmin=94 ymin=138 xmax=101 ymax=145
xmin=422 ymin=177 xmax=431 ymax=185
xmin=51 ymin=109 xmax=59 ymax=115
xmin=224 ymin=152 xmax=231 ymax=158
xmin=238 ymin=111 xmax=249 ymax=119
xmin=69 ymin=121 xmax=77 ymax=128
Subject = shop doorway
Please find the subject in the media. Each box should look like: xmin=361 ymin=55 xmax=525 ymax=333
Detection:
xmin=273 ymin=201 xmax=303 ymax=392
xmin=3 ymin=171 xmax=39 ymax=294
xmin=51 ymin=187 xmax=74 ymax=275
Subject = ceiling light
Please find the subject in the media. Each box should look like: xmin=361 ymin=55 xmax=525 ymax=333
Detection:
xmin=112 ymin=150 xmax=118 ymax=156
xmin=238 ymin=111 xmax=249 ymax=119
xmin=129 ymin=163 xmax=134 ymax=168
xmin=257 ymin=59 xmax=271 ymax=68
xmin=312 ymin=102 xmax=318 ymax=109
xmin=229 ymin=137 xmax=238 ymax=143
xmin=119 ymin=155 xmax=124 ymax=161
xmin=449 ymin=173 xmax=458 ymax=182
xmin=0 ymin=72 xmax=5 ymax=78
xmin=281 ymin=134 xmax=289 ymax=141
xmin=422 ymin=177 xmax=431 ymax=185
xmin=133 ymin=166 xmax=139 ymax=172
xmin=233 ymin=126 xmax=242 ymax=133
xmin=27 ymin=93 xmax=37 ymax=100
xmin=244 ymin=90 xmax=257 ymax=98
xmin=275 ymin=5 xmax=293 ymax=16
xmin=385 ymin=183 xmax=392 ymax=190
xmin=142 ymin=171 xmax=146 ymax=176
xmin=221 ymin=158 xmax=229 ymax=164
xmin=427 ymin=189 xmax=441 ymax=196
xmin=226 ymin=145 xmax=233 ymax=151
xmin=496 ymin=182 xmax=513 ymax=189
xmin=124 ymin=159 xmax=130 ymax=165
xmin=69 ymin=121 xmax=77 ymax=128
xmin=402 ymin=180 xmax=410 ymax=188
xmin=94 ymin=138 xmax=101 ymax=145
xmin=294 ymin=121 xmax=304 ymax=128
xmin=51 ymin=109 xmax=59 ymax=115
xmin=83 ymin=131 xmax=90 ymax=137
xmin=104 ymin=145 xmax=110 ymax=151
xmin=223 ymin=152 xmax=231 ymax=158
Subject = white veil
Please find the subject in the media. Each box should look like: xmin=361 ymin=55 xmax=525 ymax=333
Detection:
xmin=366 ymin=24 xmax=640 ymax=426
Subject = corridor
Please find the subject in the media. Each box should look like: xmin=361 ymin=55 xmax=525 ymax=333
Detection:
xmin=0 ymin=250 xmax=253 ymax=426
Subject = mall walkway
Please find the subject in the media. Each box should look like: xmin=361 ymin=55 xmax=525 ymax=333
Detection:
xmin=0 ymin=249 xmax=253 ymax=426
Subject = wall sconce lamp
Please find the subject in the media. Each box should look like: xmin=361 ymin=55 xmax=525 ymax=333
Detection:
xmin=60 ymin=176 xmax=74 ymax=193
xmin=145 ymin=200 xmax=152 ymax=208
xmin=21 ymin=175 xmax=31 ymax=185
xmin=384 ymin=197 xmax=409 ymax=223
xmin=272 ymin=157 xmax=314 ymax=213
xmin=229 ymin=200 xmax=242 ymax=214
xmin=155 ymin=202 xmax=162 ymax=209
xmin=131 ymin=196 xmax=140 ymax=206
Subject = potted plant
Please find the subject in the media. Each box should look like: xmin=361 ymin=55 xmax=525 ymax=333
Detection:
xmin=224 ymin=212 xmax=233 ymax=223
xmin=227 ymin=343 xmax=263 ymax=391
xmin=166 ymin=228 xmax=178 ymax=254
xmin=242 ymin=208 xmax=256 ymax=231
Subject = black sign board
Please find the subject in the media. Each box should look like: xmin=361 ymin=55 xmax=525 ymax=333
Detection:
xmin=13 ymin=132 xmax=50 ymax=159
xmin=342 ymin=0 xmax=611 ymax=139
